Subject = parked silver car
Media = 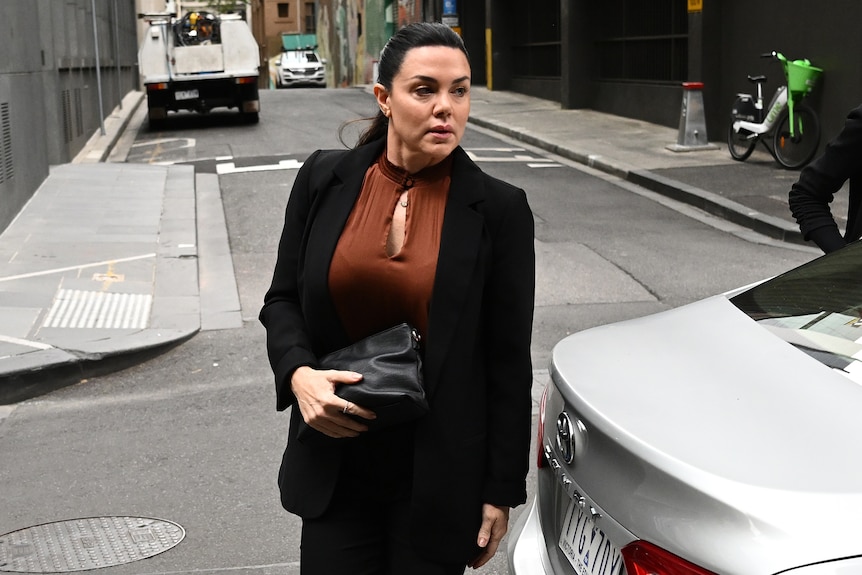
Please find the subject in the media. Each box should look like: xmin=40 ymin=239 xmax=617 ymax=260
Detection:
xmin=275 ymin=49 xmax=326 ymax=88
xmin=509 ymin=242 xmax=862 ymax=575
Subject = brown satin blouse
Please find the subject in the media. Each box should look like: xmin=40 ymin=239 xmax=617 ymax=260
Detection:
xmin=329 ymin=152 xmax=453 ymax=343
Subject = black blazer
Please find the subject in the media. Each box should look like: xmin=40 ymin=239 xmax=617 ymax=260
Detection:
xmin=790 ymin=103 xmax=862 ymax=252
xmin=259 ymin=139 xmax=536 ymax=563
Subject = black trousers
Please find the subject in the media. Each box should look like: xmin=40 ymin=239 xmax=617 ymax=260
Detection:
xmin=299 ymin=426 xmax=466 ymax=575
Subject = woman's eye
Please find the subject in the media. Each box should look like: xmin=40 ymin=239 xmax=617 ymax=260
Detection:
xmin=416 ymin=86 xmax=434 ymax=96
xmin=452 ymin=87 xmax=468 ymax=97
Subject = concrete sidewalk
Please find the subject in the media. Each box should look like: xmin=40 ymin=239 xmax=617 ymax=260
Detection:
xmin=0 ymin=91 xmax=242 ymax=403
xmin=468 ymin=86 xmax=841 ymax=245
xmin=0 ymin=86 xmax=828 ymax=403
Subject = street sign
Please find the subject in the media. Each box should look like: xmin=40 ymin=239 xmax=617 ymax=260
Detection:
xmin=443 ymin=0 xmax=458 ymax=26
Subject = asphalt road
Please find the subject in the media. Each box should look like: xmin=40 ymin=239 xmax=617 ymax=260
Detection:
xmin=0 ymin=88 xmax=816 ymax=575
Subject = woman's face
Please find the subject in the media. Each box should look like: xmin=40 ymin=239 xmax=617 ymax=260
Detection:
xmin=375 ymin=45 xmax=471 ymax=173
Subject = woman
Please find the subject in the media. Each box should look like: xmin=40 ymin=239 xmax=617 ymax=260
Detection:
xmin=260 ymin=22 xmax=535 ymax=574
xmin=789 ymin=103 xmax=862 ymax=253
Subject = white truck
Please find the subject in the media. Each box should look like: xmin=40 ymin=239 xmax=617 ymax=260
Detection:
xmin=138 ymin=3 xmax=260 ymax=126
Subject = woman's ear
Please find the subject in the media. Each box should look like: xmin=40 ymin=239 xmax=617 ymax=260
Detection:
xmin=373 ymin=83 xmax=390 ymax=117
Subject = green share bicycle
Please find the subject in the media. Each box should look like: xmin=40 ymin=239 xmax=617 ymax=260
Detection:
xmin=727 ymin=51 xmax=822 ymax=169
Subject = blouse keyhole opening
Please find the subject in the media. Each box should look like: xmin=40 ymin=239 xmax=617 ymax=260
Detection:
xmin=386 ymin=189 xmax=410 ymax=257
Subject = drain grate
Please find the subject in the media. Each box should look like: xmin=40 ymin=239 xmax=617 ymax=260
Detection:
xmin=43 ymin=290 xmax=152 ymax=329
xmin=0 ymin=517 xmax=185 ymax=573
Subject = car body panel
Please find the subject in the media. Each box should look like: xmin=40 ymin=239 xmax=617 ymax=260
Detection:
xmin=517 ymin=294 xmax=862 ymax=575
xmin=552 ymin=295 xmax=862 ymax=490
xmin=510 ymin=458 xmax=638 ymax=575
xmin=508 ymin=498 xmax=555 ymax=575
xmin=782 ymin=557 xmax=862 ymax=574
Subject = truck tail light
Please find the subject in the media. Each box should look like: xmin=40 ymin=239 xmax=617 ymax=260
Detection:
xmin=536 ymin=384 xmax=548 ymax=468
xmin=146 ymin=83 xmax=168 ymax=91
xmin=621 ymin=541 xmax=718 ymax=575
xmin=235 ymin=76 xmax=257 ymax=84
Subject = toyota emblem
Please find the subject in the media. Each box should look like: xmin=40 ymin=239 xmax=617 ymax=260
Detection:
xmin=556 ymin=412 xmax=575 ymax=464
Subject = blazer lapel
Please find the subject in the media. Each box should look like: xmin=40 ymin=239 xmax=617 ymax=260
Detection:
xmin=424 ymin=147 xmax=486 ymax=398
xmin=304 ymin=141 xmax=385 ymax=352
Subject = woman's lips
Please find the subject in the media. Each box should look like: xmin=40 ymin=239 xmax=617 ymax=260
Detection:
xmin=429 ymin=126 xmax=453 ymax=138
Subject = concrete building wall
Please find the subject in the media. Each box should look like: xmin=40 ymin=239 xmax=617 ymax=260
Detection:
xmin=0 ymin=0 xmax=139 ymax=233
xmin=317 ymin=0 xmax=428 ymax=88
xmin=712 ymin=0 xmax=862 ymax=149
xmin=263 ymin=0 xmax=317 ymax=59
xmin=472 ymin=0 xmax=862 ymax=152
xmin=318 ymin=0 xmax=362 ymax=87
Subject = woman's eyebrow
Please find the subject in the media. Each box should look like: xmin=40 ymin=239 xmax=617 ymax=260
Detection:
xmin=410 ymin=75 xmax=471 ymax=84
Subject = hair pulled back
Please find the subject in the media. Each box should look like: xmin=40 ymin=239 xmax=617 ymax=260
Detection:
xmin=353 ymin=22 xmax=469 ymax=147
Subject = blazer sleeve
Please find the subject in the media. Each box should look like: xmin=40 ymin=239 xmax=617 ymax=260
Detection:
xmin=789 ymin=104 xmax=862 ymax=252
xmin=259 ymin=150 xmax=325 ymax=411
xmin=481 ymin=184 xmax=536 ymax=506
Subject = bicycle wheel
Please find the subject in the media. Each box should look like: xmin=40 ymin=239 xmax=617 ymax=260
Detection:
xmin=727 ymin=120 xmax=757 ymax=161
xmin=772 ymin=104 xmax=820 ymax=169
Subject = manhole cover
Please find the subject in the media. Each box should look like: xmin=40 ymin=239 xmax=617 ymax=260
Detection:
xmin=0 ymin=517 xmax=185 ymax=573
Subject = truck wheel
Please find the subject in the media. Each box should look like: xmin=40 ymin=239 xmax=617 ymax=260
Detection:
xmin=242 ymin=112 xmax=260 ymax=124
xmin=148 ymin=107 xmax=167 ymax=131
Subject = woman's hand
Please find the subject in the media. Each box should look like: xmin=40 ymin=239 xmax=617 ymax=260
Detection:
xmin=468 ymin=503 xmax=510 ymax=569
xmin=290 ymin=366 xmax=376 ymax=438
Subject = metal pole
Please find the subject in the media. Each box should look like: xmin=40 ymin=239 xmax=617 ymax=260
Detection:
xmin=91 ymin=0 xmax=106 ymax=135
xmin=113 ymin=0 xmax=122 ymax=109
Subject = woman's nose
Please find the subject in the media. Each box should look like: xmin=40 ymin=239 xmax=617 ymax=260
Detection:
xmin=433 ymin=93 xmax=452 ymax=116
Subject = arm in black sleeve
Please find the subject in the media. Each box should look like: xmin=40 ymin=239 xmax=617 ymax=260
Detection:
xmin=789 ymin=104 xmax=862 ymax=252
xmin=259 ymin=150 xmax=324 ymax=411
xmin=482 ymin=187 xmax=536 ymax=507
xmin=807 ymin=226 xmax=847 ymax=254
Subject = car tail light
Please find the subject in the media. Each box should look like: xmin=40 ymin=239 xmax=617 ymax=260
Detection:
xmin=536 ymin=384 xmax=549 ymax=468
xmin=621 ymin=541 xmax=718 ymax=575
xmin=235 ymin=76 xmax=257 ymax=84
xmin=146 ymin=83 xmax=168 ymax=91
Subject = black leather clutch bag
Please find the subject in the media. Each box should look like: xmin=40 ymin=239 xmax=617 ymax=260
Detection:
xmin=297 ymin=323 xmax=427 ymax=440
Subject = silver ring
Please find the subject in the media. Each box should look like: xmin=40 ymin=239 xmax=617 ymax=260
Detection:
xmin=343 ymin=401 xmax=350 ymax=414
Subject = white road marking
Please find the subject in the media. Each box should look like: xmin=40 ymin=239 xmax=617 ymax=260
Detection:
xmin=216 ymin=159 xmax=304 ymax=175
xmin=0 ymin=254 xmax=157 ymax=283
xmin=43 ymin=290 xmax=152 ymax=329
xmin=0 ymin=335 xmax=54 ymax=350
xmin=465 ymin=149 xmax=561 ymax=167
xmin=131 ymin=137 xmax=197 ymax=148
xmin=465 ymin=147 xmax=527 ymax=151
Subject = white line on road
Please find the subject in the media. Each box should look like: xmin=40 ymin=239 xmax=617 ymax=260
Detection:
xmin=216 ymin=159 xmax=304 ymax=175
xmin=131 ymin=137 xmax=197 ymax=148
xmin=465 ymin=147 xmax=526 ymax=152
xmin=0 ymin=253 xmax=157 ymax=283
xmin=465 ymin=150 xmax=558 ymax=164
xmin=0 ymin=335 xmax=54 ymax=350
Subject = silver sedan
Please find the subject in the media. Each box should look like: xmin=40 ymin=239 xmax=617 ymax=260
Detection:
xmin=508 ymin=241 xmax=862 ymax=575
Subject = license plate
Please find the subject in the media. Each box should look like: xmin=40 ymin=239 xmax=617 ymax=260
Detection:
xmin=175 ymin=89 xmax=199 ymax=101
xmin=559 ymin=497 xmax=624 ymax=575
